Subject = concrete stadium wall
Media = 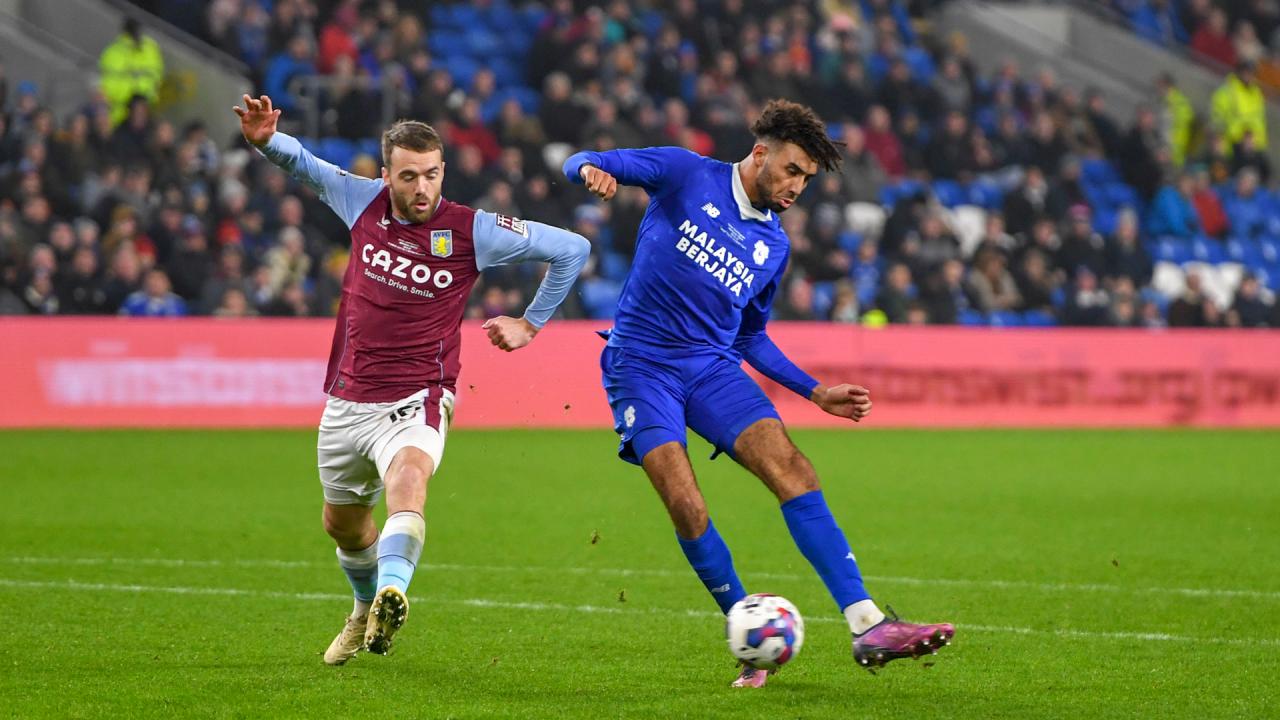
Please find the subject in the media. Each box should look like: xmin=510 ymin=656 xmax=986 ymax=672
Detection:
xmin=15 ymin=0 xmax=250 ymax=146
xmin=3 ymin=319 xmax=1279 ymax=429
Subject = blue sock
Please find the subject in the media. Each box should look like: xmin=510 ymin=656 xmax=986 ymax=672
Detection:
xmin=377 ymin=511 xmax=425 ymax=594
xmin=781 ymin=490 xmax=871 ymax=611
xmin=677 ymin=519 xmax=747 ymax=614
xmin=336 ymin=540 xmax=378 ymax=609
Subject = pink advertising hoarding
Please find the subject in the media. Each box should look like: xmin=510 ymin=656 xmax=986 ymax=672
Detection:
xmin=1 ymin=318 xmax=1277 ymax=428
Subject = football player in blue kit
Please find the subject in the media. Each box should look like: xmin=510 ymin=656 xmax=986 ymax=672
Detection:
xmin=564 ymin=100 xmax=954 ymax=687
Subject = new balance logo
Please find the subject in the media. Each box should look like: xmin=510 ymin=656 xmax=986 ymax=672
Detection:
xmin=710 ymin=584 xmax=731 ymax=593
xmin=701 ymin=202 xmax=721 ymax=219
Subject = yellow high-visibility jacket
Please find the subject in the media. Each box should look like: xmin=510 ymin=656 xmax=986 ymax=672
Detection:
xmin=99 ymin=32 xmax=164 ymax=126
xmin=1211 ymin=73 xmax=1267 ymax=151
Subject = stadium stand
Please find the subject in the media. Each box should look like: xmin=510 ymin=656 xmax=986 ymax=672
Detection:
xmin=0 ymin=0 xmax=1276 ymax=327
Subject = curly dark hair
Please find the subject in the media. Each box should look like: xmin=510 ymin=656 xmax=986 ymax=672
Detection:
xmin=750 ymin=99 xmax=843 ymax=172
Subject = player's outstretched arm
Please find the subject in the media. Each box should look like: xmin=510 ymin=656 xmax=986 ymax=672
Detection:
xmin=563 ymin=147 xmax=704 ymax=197
xmin=232 ymin=93 xmax=381 ymax=228
xmin=733 ymin=273 xmax=873 ymax=423
xmin=473 ymin=210 xmax=591 ymax=352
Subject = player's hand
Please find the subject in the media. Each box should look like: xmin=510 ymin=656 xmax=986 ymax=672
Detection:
xmin=580 ymin=164 xmax=617 ymax=201
xmin=482 ymin=316 xmax=539 ymax=352
xmin=232 ymin=94 xmax=280 ymax=148
xmin=810 ymin=384 xmax=873 ymax=422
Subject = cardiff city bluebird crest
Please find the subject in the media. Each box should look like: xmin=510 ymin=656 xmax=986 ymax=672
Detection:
xmin=430 ymin=229 xmax=453 ymax=258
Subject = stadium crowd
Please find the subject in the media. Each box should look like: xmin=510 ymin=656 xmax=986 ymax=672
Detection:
xmin=1 ymin=0 xmax=1277 ymax=327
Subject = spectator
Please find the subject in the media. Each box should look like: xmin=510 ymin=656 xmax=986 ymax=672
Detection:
xmin=1221 ymin=167 xmax=1268 ymax=238
xmin=840 ymin=125 xmax=885 ymax=203
xmin=1119 ymin=105 xmax=1164 ymax=200
xmin=1085 ymin=88 xmax=1124 ymax=159
xmin=830 ymin=279 xmax=860 ymax=322
xmin=875 ymin=262 xmax=915 ymax=323
xmin=862 ymin=105 xmax=906 ymax=178
xmin=98 ymin=18 xmax=164 ymax=126
xmin=1156 ymin=74 xmax=1196 ymax=167
xmin=1003 ymin=166 xmax=1052 ymax=238
xmin=1058 ymin=206 xmax=1108 ymax=280
xmin=56 ymin=246 xmax=108 ymax=314
xmin=1014 ymin=247 xmax=1058 ymax=313
xmin=1106 ymin=209 xmax=1154 ymax=288
xmin=263 ymin=33 xmax=316 ymax=114
xmin=921 ymin=258 xmax=972 ymax=324
xmin=120 ymin=267 xmax=186 ymax=317
xmin=1062 ymin=267 xmax=1110 ymax=326
xmin=1189 ymin=165 xmax=1228 ymax=237
xmin=213 ymin=287 xmax=255 ymax=318
xmin=1211 ymin=62 xmax=1267 ymax=153
xmin=1145 ymin=173 xmax=1200 ymax=237
xmin=1192 ymin=7 xmax=1237 ymax=67
xmin=1227 ymin=272 xmax=1272 ymax=327
xmin=966 ymin=250 xmax=1021 ymax=313
xmin=1167 ymin=271 xmax=1213 ymax=326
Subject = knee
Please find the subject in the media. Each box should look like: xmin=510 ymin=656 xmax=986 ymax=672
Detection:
xmin=323 ymin=510 xmax=370 ymax=546
xmin=771 ymin=449 xmax=820 ymax=500
xmin=668 ymin=493 xmax=709 ymax=539
xmin=385 ymin=458 xmax=430 ymax=493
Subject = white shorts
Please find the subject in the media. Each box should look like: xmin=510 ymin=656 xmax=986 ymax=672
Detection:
xmin=316 ymin=386 xmax=455 ymax=506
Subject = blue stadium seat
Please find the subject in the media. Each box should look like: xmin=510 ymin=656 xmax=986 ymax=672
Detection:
xmin=428 ymin=31 xmax=471 ymax=58
xmin=1149 ymin=236 xmax=1192 ymax=264
xmin=464 ymin=28 xmax=503 ymax=58
xmin=988 ymin=310 xmax=1024 ymax=327
xmin=811 ymin=281 xmax=836 ymax=318
xmin=1022 ymin=309 xmax=1058 ymax=327
xmin=580 ymin=279 xmax=622 ymax=319
xmin=1255 ymin=265 xmax=1280 ymax=291
xmin=1260 ymin=237 xmax=1280 ymax=265
xmin=315 ymin=138 xmax=356 ymax=170
xmin=1189 ymin=235 xmax=1225 ymax=263
xmin=488 ymin=57 xmax=523 ymax=89
xmin=1081 ymin=158 xmax=1119 ymax=186
xmin=1092 ymin=208 xmax=1118 ymax=236
xmin=1104 ymin=182 xmax=1139 ymax=209
xmin=443 ymin=56 xmax=482 ymax=90
xmin=837 ymin=231 xmax=863 ymax=255
xmin=957 ymin=309 xmax=986 ymax=326
xmin=932 ymin=179 xmax=965 ymax=208
xmin=966 ymin=180 xmax=1003 ymax=209
xmin=354 ymin=138 xmax=380 ymax=160
xmin=599 ymin=252 xmax=630 ymax=283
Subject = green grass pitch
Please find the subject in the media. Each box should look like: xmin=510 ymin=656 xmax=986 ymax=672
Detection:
xmin=0 ymin=428 xmax=1277 ymax=718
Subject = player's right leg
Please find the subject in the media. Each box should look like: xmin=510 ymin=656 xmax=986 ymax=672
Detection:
xmin=317 ymin=399 xmax=385 ymax=665
xmin=638 ymin=443 xmax=762 ymax=688
xmin=602 ymin=347 xmax=758 ymax=687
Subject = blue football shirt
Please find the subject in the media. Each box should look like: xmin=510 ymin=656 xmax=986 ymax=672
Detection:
xmin=565 ymin=147 xmax=819 ymax=398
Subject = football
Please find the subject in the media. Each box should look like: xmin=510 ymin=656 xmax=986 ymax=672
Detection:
xmin=725 ymin=594 xmax=805 ymax=670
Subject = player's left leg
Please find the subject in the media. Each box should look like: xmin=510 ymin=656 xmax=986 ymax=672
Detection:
xmin=732 ymin=420 xmax=955 ymax=672
xmin=363 ymin=386 xmax=453 ymax=655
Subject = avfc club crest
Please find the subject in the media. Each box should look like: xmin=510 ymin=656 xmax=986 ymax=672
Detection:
xmin=430 ymin=229 xmax=453 ymax=258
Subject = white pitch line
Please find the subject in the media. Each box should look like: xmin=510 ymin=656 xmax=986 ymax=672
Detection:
xmin=1 ymin=577 xmax=1276 ymax=648
xmin=6 ymin=555 xmax=1280 ymax=602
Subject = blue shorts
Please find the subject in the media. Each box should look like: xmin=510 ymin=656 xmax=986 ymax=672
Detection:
xmin=600 ymin=345 xmax=780 ymax=465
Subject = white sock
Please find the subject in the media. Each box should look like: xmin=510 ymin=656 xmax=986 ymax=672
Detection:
xmin=844 ymin=599 xmax=886 ymax=635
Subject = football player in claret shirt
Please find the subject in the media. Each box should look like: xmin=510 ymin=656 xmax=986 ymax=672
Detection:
xmin=564 ymin=99 xmax=954 ymax=687
xmin=234 ymin=94 xmax=590 ymax=664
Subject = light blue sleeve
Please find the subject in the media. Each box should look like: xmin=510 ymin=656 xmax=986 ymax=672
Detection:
xmin=256 ymin=132 xmax=383 ymax=228
xmin=472 ymin=210 xmax=592 ymax=328
xmin=563 ymin=146 xmax=705 ymax=196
